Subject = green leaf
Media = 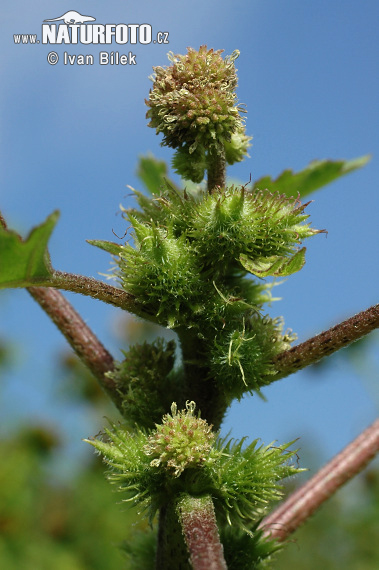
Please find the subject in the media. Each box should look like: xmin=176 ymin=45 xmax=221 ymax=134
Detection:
xmin=137 ymin=154 xmax=179 ymax=195
xmin=252 ymin=155 xmax=371 ymax=199
xmin=240 ymin=248 xmax=306 ymax=277
xmin=87 ymin=240 xmax=123 ymax=256
xmin=0 ymin=211 xmax=59 ymax=288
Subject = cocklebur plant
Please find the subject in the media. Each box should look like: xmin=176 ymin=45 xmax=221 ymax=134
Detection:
xmin=145 ymin=45 xmax=251 ymax=188
xmin=85 ymin=401 xmax=302 ymax=568
xmin=0 ymin=45 xmax=378 ymax=569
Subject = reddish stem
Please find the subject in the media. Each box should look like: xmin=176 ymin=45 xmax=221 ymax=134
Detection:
xmin=28 ymin=286 xmax=123 ymax=411
xmin=177 ymin=494 xmax=227 ymax=570
xmin=51 ymin=270 xmax=155 ymax=320
xmin=207 ymin=148 xmax=226 ymax=194
xmin=260 ymin=418 xmax=379 ymax=541
xmin=273 ymin=304 xmax=379 ymax=380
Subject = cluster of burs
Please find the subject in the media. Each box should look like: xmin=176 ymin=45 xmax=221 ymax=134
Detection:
xmin=111 ymin=47 xmax=318 ymax=420
xmin=112 ymin=179 xmax=316 ymax=407
xmin=89 ymin=169 xmax=317 ymax=555
xmin=87 ymin=47 xmax=320 ymax=562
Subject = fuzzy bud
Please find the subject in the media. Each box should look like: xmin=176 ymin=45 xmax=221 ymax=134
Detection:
xmin=146 ymin=46 xmax=251 ymax=181
xmin=143 ymin=401 xmax=215 ymax=477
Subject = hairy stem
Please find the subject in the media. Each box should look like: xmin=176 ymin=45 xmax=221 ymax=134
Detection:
xmin=177 ymin=328 xmax=226 ymax=430
xmin=259 ymin=418 xmax=379 ymax=541
xmin=52 ymin=271 xmax=135 ymax=309
xmin=51 ymin=270 xmax=156 ymax=320
xmin=28 ymin=270 xmax=159 ymax=323
xmin=273 ymin=303 xmax=379 ymax=380
xmin=177 ymin=494 xmax=227 ymax=570
xmin=28 ymin=286 xmax=123 ymax=411
xmin=156 ymin=501 xmax=191 ymax=569
xmin=1 ymin=211 xmax=155 ymax=322
xmin=207 ymin=147 xmax=226 ymax=193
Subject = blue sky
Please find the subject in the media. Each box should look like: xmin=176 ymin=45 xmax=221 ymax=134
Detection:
xmin=1 ymin=1 xmax=378 ymax=476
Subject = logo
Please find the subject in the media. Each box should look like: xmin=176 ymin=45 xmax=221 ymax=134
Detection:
xmin=13 ymin=10 xmax=170 ymax=67
xmin=44 ymin=11 xmax=96 ymax=25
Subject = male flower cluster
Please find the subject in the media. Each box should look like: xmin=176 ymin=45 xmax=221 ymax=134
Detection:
xmin=143 ymin=401 xmax=216 ymax=477
xmin=146 ymin=45 xmax=251 ymax=181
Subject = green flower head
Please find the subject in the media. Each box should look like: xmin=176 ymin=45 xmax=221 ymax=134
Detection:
xmin=143 ymin=401 xmax=215 ymax=477
xmin=146 ymin=46 xmax=251 ymax=181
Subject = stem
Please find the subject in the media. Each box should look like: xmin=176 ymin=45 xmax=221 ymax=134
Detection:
xmin=259 ymin=418 xmax=379 ymax=541
xmin=51 ymin=270 xmax=157 ymax=321
xmin=0 ymin=211 xmax=7 ymax=229
xmin=2 ymin=211 xmax=156 ymax=322
xmin=177 ymin=494 xmax=227 ymax=570
xmin=155 ymin=501 xmax=191 ymax=569
xmin=28 ymin=286 xmax=123 ymax=411
xmin=52 ymin=271 xmax=135 ymax=309
xmin=27 ymin=270 xmax=159 ymax=323
xmin=207 ymin=147 xmax=226 ymax=193
xmin=273 ymin=303 xmax=379 ymax=380
xmin=155 ymin=495 xmax=227 ymax=570
xmin=177 ymin=328 xmax=227 ymax=430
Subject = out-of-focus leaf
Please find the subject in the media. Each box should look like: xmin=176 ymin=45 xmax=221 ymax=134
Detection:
xmin=252 ymin=155 xmax=370 ymax=199
xmin=137 ymin=154 xmax=179 ymax=194
xmin=0 ymin=211 xmax=58 ymax=288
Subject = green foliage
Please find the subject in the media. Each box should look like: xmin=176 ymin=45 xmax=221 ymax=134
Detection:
xmin=0 ymin=210 xmax=58 ymax=288
xmin=87 ymin=406 xmax=302 ymax=539
xmin=186 ymin=185 xmax=319 ymax=274
xmin=114 ymin=182 xmax=319 ymax=303
xmin=106 ymin=338 xmax=183 ymax=429
xmin=2 ymin=424 xmax=377 ymax=570
xmin=239 ymin=248 xmax=306 ymax=278
xmin=121 ymin=528 xmax=157 ymax=570
xmin=253 ymin=155 xmax=371 ymax=199
xmin=122 ymin=182 xmax=319 ymax=278
xmin=211 ymin=437 xmax=304 ymax=528
xmin=85 ymin=424 xmax=163 ymax=519
xmin=86 ymin=239 xmax=123 ymax=256
xmin=172 ymin=145 xmax=208 ymax=183
xmin=116 ymin=217 xmax=207 ymax=328
xmin=0 ymin=426 xmax=142 ymax=570
xmin=95 ymin=173 xmax=317 ymax=403
xmin=209 ymin=315 xmax=295 ymax=399
xmin=137 ymin=153 xmax=179 ymax=194
xmin=221 ymin=525 xmax=282 ymax=570
xmin=0 ymin=44 xmax=373 ymax=569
